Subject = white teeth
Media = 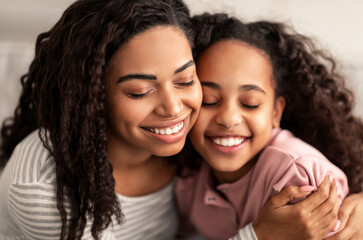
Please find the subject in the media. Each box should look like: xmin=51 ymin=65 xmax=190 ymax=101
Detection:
xmin=146 ymin=121 xmax=183 ymax=135
xmin=213 ymin=137 xmax=245 ymax=147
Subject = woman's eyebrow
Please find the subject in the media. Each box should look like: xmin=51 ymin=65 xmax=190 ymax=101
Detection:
xmin=240 ymin=84 xmax=266 ymax=94
xmin=117 ymin=74 xmax=157 ymax=83
xmin=174 ymin=60 xmax=195 ymax=74
xmin=117 ymin=60 xmax=194 ymax=83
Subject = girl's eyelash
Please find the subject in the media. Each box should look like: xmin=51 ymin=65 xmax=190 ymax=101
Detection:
xmin=178 ymin=80 xmax=194 ymax=86
xmin=242 ymin=104 xmax=260 ymax=109
xmin=202 ymin=102 xmax=217 ymax=106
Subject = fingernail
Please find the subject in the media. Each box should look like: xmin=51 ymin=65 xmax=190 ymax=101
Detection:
xmin=332 ymin=219 xmax=341 ymax=231
xmin=300 ymin=185 xmax=315 ymax=192
xmin=333 ymin=179 xmax=339 ymax=188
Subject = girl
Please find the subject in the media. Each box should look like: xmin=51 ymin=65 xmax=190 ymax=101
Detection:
xmin=0 ymin=0 xmax=357 ymax=239
xmin=176 ymin=13 xmax=363 ymax=240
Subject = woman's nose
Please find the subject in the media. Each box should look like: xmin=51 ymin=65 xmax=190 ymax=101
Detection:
xmin=154 ymin=88 xmax=183 ymax=117
xmin=215 ymin=103 xmax=242 ymax=129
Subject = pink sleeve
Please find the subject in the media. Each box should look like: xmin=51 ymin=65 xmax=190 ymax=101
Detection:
xmin=272 ymin=154 xmax=349 ymax=203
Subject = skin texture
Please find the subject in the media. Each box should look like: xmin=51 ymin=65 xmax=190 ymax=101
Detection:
xmin=189 ymin=40 xmax=285 ymax=184
xmin=104 ymin=26 xmax=202 ymax=196
xmin=254 ymin=176 xmax=341 ymax=240
xmin=326 ymin=192 xmax=363 ymax=240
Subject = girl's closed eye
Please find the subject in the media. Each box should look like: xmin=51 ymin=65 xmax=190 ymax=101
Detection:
xmin=202 ymin=94 xmax=219 ymax=106
xmin=240 ymin=97 xmax=262 ymax=109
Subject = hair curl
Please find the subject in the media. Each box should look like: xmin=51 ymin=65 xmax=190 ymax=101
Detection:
xmin=0 ymin=0 xmax=193 ymax=239
xmin=187 ymin=13 xmax=363 ymax=193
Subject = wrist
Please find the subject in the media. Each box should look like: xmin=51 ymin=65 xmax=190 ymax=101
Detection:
xmin=253 ymin=220 xmax=268 ymax=240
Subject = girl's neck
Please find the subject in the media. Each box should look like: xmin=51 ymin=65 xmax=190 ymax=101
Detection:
xmin=211 ymin=156 xmax=258 ymax=184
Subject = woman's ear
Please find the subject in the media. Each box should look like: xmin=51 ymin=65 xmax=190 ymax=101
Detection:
xmin=272 ymin=96 xmax=285 ymax=128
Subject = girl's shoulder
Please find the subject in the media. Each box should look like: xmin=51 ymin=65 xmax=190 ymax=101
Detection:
xmin=267 ymin=128 xmax=326 ymax=160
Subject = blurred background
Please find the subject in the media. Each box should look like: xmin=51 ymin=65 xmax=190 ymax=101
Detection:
xmin=1 ymin=0 xmax=362 ymax=125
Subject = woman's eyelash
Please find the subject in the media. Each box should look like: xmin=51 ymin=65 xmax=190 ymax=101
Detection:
xmin=129 ymin=93 xmax=148 ymax=99
xmin=128 ymin=89 xmax=152 ymax=99
xmin=178 ymin=80 xmax=194 ymax=86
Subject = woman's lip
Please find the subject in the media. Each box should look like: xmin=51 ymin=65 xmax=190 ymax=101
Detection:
xmin=140 ymin=112 xmax=190 ymax=129
xmin=142 ymin=119 xmax=187 ymax=143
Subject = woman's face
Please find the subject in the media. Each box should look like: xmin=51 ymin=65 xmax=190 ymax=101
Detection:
xmin=104 ymin=26 xmax=202 ymax=159
xmin=189 ymin=40 xmax=285 ymax=183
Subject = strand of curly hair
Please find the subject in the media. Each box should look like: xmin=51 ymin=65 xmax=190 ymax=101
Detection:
xmin=190 ymin=13 xmax=363 ymax=193
xmin=0 ymin=0 xmax=193 ymax=239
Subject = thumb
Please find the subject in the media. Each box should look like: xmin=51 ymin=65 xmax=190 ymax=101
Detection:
xmin=269 ymin=185 xmax=314 ymax=208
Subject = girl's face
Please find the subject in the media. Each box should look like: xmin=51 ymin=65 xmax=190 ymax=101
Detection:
xmin=189 ymin=40 xmax=285 ymax=183
xmin=104 ymin=26 xmax=202 ymax=160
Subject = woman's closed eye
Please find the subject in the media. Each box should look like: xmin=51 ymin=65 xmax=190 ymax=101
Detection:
xmin=127 ymin=89 xmax=154 ymax=99
xmin=175 ymin=79 xmax=195 ymax=88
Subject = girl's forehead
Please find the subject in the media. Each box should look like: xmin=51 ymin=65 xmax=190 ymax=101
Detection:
xmin=197 ymin=40 xmax=274 ymax=90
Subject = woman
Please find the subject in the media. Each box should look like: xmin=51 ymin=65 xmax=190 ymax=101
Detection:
xmin=0 ymin=0 xmax=361 ymax=239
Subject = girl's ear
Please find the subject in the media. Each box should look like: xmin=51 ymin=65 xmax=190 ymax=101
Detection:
xmin=272 ymin=96 xmax=285 ymax=128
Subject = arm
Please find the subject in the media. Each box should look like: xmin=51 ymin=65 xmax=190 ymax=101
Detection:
xmin=326 ymin=191 xmax=363 ymax=240
xmin=230 ymin=176 xmax=340 ymax=240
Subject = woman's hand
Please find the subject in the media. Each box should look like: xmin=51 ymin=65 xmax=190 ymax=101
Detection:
xmin=253 ymin=176 xmax=339 ymax=240
xmin=326 ymin=191 xmax=363 ymax=240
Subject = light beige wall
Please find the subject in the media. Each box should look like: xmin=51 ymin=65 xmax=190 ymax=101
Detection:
xmin=0 ymin=0 xmax=362 ymax=117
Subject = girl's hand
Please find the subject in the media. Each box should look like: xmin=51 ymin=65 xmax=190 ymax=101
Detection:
xmin=326 ymin=191 xmax=363 ymax=240
xmin=253 ymin=176 xmax=339 ymax=240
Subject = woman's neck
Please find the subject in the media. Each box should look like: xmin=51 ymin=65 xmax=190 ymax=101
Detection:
xmin=107 ymin=143 xmax=175 ymax=197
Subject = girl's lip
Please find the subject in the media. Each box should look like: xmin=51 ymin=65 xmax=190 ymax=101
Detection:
xmin=207 ymin=136 xmax=249 ymax=153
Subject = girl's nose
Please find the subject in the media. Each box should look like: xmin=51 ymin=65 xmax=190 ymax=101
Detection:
xmin=154 ymin=88 xmax=183 ymax=117
xmin=215 ymin=103 xmax=242 ymax=129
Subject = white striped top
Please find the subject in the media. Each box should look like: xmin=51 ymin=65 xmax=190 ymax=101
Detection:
xmin=0 ymin=130 xmax=178 ymax=240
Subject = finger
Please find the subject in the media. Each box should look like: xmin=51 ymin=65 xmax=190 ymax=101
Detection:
xmin=325 ymin=219 xmax=352 ymax=240
xmin=295 ymin=175 xmax=331 ymax=211
xmin=312 ymin=179 xmax=339 ymax=217
xmin=268 ymin=185 xmax=314 ymax=208
xmin=337 ymin=194 xmax=357 ymax=227
xmin=310 ymin=182 xmax=339 ymax=237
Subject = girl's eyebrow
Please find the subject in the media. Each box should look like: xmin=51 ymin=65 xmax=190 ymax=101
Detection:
xmin=240 ymin=84 xmax=266 ymax=94
xmin=201 ymin=81 xmax=220 ymax=89
xmin=117 ymin=60 xmax=195 ymax=83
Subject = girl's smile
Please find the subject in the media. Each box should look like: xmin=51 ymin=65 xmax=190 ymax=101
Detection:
xmin=189 ymin=39 xmax=285 ymax=183
xmin=207 ymin=135 xmax=249 ymax=153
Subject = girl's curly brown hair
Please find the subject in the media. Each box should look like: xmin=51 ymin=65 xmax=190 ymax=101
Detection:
xmin=0 ymin=0 xmax=193 ymax=239
xmin=188 ymin=13 xmax=363 ymax=193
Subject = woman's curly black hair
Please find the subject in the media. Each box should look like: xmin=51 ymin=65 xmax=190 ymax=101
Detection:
xmin=0 ymin=0 xmax=193 ymax=239
xmin=185 ymin=13 xmax=363 ymax=193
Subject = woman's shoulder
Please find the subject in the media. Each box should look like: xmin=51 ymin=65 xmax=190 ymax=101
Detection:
xmin=7 ymin=129 xmax=56 ymax=185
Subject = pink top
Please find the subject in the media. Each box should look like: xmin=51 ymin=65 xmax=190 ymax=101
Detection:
xmin=176 ymin=128 xmax=349 ymax=240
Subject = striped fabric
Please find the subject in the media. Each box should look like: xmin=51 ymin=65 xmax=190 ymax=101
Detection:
xmin=229 ymin=223 xmax=258 ymax=240
xmin=0 ymin=130 xmax=178 ymax=240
